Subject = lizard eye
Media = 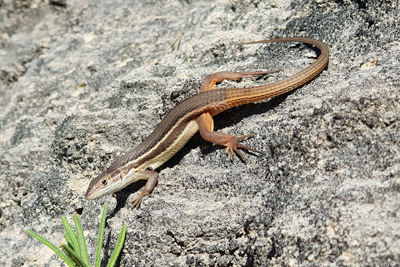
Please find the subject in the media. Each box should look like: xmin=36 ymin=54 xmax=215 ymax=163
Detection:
xmin=145 ymin=167 xmax=153 ymax=171
xmin=102 ymin=179 xmax=107 ymax=185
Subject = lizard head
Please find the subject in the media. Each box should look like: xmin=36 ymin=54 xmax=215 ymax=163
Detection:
xmin=85 ymin=167 xmax=139 ymax=200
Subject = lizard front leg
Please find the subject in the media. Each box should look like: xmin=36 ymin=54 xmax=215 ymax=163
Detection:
xmin=130 ymin=169 xmax=159 ymax=209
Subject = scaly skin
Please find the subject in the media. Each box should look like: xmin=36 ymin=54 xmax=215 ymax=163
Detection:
xmin=85 ymin=37 xmax=330 ymax=208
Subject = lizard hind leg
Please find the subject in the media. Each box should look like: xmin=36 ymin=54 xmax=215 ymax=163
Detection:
xmin=197 ymin=70 xmax=273 ymax=161
xmin=197 ymin=115 xmax=264 ymax=162
xmin=199 ymin=70 xmax=281 ymax=92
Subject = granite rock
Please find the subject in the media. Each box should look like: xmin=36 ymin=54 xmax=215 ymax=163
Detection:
xmin=0 ymin=0 xmax=399 ymax=266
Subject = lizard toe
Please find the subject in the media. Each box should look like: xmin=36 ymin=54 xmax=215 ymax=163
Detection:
xmin=225 ymin=135 xmax=264 ymax=161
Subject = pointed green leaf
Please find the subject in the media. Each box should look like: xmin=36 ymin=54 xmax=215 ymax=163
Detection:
xmin=73 ymin=214 xmax=91 ymax=267
xmin=27 ymin=229 xmax=74 ymax=267
xmin=61 ymin=244 xmax=88 ymax=267
xmin=61 ymin=216 xmax=79 ymax=251
xmin=106 ymin=224 xmax=126 ymax=267
xmin=95 ymin=203 xmax=108 ymax=267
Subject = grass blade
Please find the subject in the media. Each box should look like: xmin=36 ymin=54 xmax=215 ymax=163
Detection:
xmin=73 ymin=214 xmax=91 ymax=267
xmin=106 ymin=224 xmax=126 ymax=267
xmin=95 ymin=203 xmax=108 ymax=267
xmin=61 ymin=244 xmax=87 ymax=267
xmin=61 ymin=217 xmax=79 ymax=251
xmin=27 ymin=229 xmax=74 ymax=267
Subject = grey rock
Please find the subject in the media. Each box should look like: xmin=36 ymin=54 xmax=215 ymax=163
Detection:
xmin=0 ymin=0 xmax=399 ymax=266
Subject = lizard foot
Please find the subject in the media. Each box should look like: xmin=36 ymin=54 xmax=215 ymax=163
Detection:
xmin=130 ymin=190 xmax=153 ymax=209
xmin=225 ymin=134 xmax=264 ymax=162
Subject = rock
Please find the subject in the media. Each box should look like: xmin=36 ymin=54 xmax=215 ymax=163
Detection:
xmin=0 ymin=0 xmax=399 ymax=266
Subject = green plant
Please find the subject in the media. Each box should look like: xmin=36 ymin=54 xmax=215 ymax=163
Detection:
xmin=27 ymin=203 xmax=126 ymax=267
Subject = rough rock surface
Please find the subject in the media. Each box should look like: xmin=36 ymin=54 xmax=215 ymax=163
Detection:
xmin=1 ymin=0 xmax=399 ymax=266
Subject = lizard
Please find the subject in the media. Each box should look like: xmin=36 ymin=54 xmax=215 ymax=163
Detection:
xmin=85 ymin=37 xmax=329 ymax=208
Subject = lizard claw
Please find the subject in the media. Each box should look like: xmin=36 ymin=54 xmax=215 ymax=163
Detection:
xmin=130 ymin=191 xmax=151 ymax=209
xmin=225 ymin=134 xmax=264 ymax=162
